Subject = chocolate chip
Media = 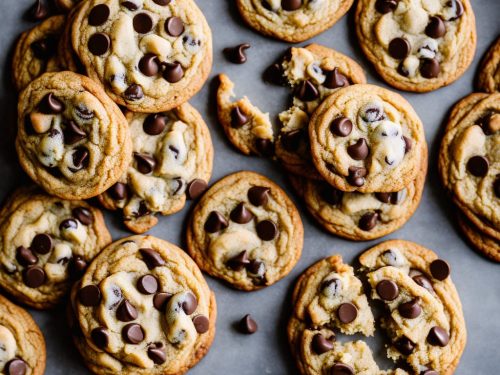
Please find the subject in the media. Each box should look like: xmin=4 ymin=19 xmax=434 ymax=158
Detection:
xmin=122 ymin=323 xmax=144 ymax=344
xmin=324 ymin=68 xmax=349 ymax=89
xmin=153 ymin=0 xmax=171 ymax=4
xmin=395 ymin=336 xmax=415 ymax=355
xmin=263 ymin=63 xmax=286 ymax=85
xmin=467 ymin=155 xmax=489 ymax=177
xmin=91 ymin=327 xmax=108 ymax=349
xmin=311 ymin=333 xmax=334 ymax=354
xmin=72 ymin=207 xmax=93 ymax=226
xmin=88 ymin=4 xmax=110 ymax=26
xmin=231 ymin=106 xmax=249 ymax=128
xmin=137 ymin=275 xmax=159 ymax=294
xmin=375 ymin=191 xmax=401 ymax=204
xmin=347 ymin=166 xmax=367 ymax=187
xmin=358 ymin=212 xmax=379 ymax=231
xmin=143 ymin=114 xmax=166 ymax=135
xmin=193 ymin=315 xmax=210 ymax=333
xmin=153 ymin=292 xmax=172 ymax=311
xmin=134 ymin=153 xmax=156 ymax=174
xmin=31 ymin=233 xmax=53 ymax=254
xmin=75 ymin=104 xmax=94 ymax=121
xmin=427 ymin=326 xmax=449 ymax=347
xmin=256 ymin=220 xmax=278 ymax=241
xmin=224 ymin=43 xmax=251 ymax=64
xmin=403 ymin=136 xmax=412 ymax=153
xmin=398 ymin=298 xmax=422 ymax=319
xmin=31 ymin=36 xmax=57 ymax=60
xmin=239 ymin=314 xmax=258 ymax=334
xmin=63 ymin=121 xmax=86 ymax=145
xmin=412 ymin=273 xmax=434 ymax=293
xmin=186 ymin=179 xmax=208 ymax=200
xmin=494 ymin=177 xmax=500 ymax=198
xmin=281 ymin=130 xmax=302 ymax=151
xmin=204 ymin=211 xmax=228 ymax=233
xmin=375 ymin=0 xmax=398 ymax=13
xmin=70 ymin=256 xmax=87 ymax=279
xmin=376 ymin=279 xmax=399 ymax=301
xmin=165 ymin=16 xmax=184 ymax=37
xmin=347 ymin=138 xmax=369 ymax=160
xmin=23 ymin=266 xmax=45 ymax=288
xmin=133 ymin=13 xmax=153 ymax=33
xmin=121 ymin=1 xmax=138 ymax=10
xmin=139 ymin=248 xmax=165 ymax=269
xmin=282 ymin=0 xmax=302 ymax=11
xmin=255 ymin=138 xmax=274 ymax=157
xmin=319 ymin=184 xmax=343 ymax=205
xmin=109 ymin=182 xmax=127 ymax=200
xmin=429 ymin=259 xmax=450 ymax=280
xmin=39 ymin=93 xmax=64 ymax=114
xmin=148 ymin=343 xmax=166 ymax=364
xmin=27 ymin=0 xmax=49 ymax=21
xmin=420 ymin=58 xmax=440 ymax=78
xmin=230 ymin=203 xmax=254 ymax=224
xmin=397 ymin=62 xmax=409 ymax=77
xmin=124 ymin=84 xmax=144 ymax=101
xmin=5 ymin=359 xmax=28 ymax=375
xmin=162 ymin=62 xmax=184 ymax=83
xmin=337 ymin=302 xmax=357 ymax=323
xmin=446 ymin=0 xmax=464 ymax=20
xmin=88 ymin=33 xmax=110 ymax=55
xmin=426 ymin=16 xmax=446 ymax=38
xmin=388 ymin=37 xmax=411 ymax=59
xmin=295 ymin=80 xmax=319 ymax=102
xmin=330 ymin=117 xmax=353 ymax=137
xmin=330 ymin=363 xmax=354 ymax=375
xmin=138 ymin=54 xmax=160 ymax=76
xmin=182 ymin=292 xmax=198 ymax=315
xmin=16 ymin=247 xmax=38 ymax=267
xmin=248 ymin=186 xmax=270 ymax=206
xmin=420 ymin=370 xmax=438 ymax=375
xmin=79 ymin=285 xmax=101 ymax=306
xmin=246 ymin=260 xmax=265 ymax=280
xmin=227 ymin=250 xmax=250 ymax=271
xmin=60 ymin=218 xmax=78 ymax=232
xmin=117 ymin=300 xmax=138 ymax=322
xmin=72 ymin=148 xmax=89 ymax=171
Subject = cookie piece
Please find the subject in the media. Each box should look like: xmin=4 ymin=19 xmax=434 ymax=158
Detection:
xmin=186 ymin=171 xmax=303 ymax=291
xmin=457 ymin=212 xmax=500 ymax=263
xmin=355 ymin=0 xmax=476 ymax=92
xmin=12 ymin=15 xmax=64 ymax=92
xmin=55 ymin=0 xmax=81 ymax=12
xmin=16 ymin=71 xmax=132 ymax=200
xmin=0 ymin=294 xmax=46 ymax=375
xmin=70 ymin=235 xmax=216 ymax=374
xmin=309 ymin=84 xmax=426 ymax=193
xmin=216 ymin=74 xmax=274 ymax=157
xmin=477 ymin=37 xmax=500 ymax=92
xmin=71 ymin=0 xmax=212 ymax=112
xmin=0 ymin=187 xmax=111 ymax=309
xmin=236 ymin=0 xmax=354 ymax=43
xmin=288 ymin=148 xmax=426 ymax=240
xmin=273 ymin=44 xmax=366 ymax=179
xmin=98 ymin=103 xmax=213 ymax=234
xmin=438 ymin=93 xmax=499 ymax=241
xmin=359 ymin=240 xmax=466 ymax=374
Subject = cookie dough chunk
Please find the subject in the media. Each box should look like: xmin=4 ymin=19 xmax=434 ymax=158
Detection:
xmin=99 ymin=103 xmax=213 ymax=234
xmin=236 ymin=0 xmax=354 ymax=43
xmin=438 ymin=93 xmax=499 ymax=241
xmin=71 ymin=0 xmax=212 ymax=112
xmin=356 ymin=0 xmax=476 ymax=92
xmin=309 ymin=84 xmax=426 ymax=193
xmin=359 ymin=240 xmax=466 ymax=374
xmin=288 ymin=150 xmax=426 ymax=240
xmin=0 ymin=187 xmax=111 ymax=309
xmin=16 ymin=71 xmax=132 ymax=200
xmin=216 ymin=74 xmax=274 ymax=157
xmin=457 ymin=214 xmax=500 ymax=263
xmin=186 ymin=171 xmax=303 ymax=291
xmin=70 ymin=235 xmax=216 ymax=375
xmin=0 ymin=294 xmax=46 ymax=375
xmin=477 ymin=37 xmax=500 ymax=93
xmin=12 ymin=15 xmax=65 ymax=92
xmin=273 ymin=44 xmax=366 ymax=179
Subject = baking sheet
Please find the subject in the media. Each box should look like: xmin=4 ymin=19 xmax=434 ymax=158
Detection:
xmin=0 ymin=0 xmax=499 ymax=373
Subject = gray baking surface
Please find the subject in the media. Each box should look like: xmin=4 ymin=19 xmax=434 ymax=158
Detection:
xmin=0 ymin=0 xmax=499 ymax=374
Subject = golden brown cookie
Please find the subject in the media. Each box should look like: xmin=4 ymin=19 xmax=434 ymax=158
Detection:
xmin=57 ymin=3 xmax=85 ymax=73
xmin=355 ymin=0 xmax=476 ymax=92
xmin=186 ymin=171 xmax=303 ymax=291
xmin=70 ymin=235 xmax=216 ymax=375
xmin=477 ymin=36 xmax=500 ymax=92
xmin=0 ymin=294 xmax=46 ymax=375
xmin=457 ymin=213 xmax=500 ymax=263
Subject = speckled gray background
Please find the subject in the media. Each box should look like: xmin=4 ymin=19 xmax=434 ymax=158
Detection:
xmin=0 ymin=0 xmax=499 ymax=374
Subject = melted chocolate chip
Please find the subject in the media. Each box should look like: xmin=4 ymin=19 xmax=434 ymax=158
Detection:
xmin=63 ymin=121 xmax=86 ymax=145
xmin=420 ymin=58 xmax=440 ymax=78
xmin=186 ymin=179 xmax=207 ymax=200
xmin=137 ymin=274 xmax=159 ymax=294
xmin=282 ymin=0 xmax=302 ymax=11
xmin=75 ymin=104 xmax=94 ymax=120
xmin=388 ymin=37 xmax=411 ymax=59
xmin=330 ymin=117 xmax=353 ymax=137
xmin=153 ymin=292 xmax=172 ymax=311
xmin=255 ymin=138 xmax=274 ymax=157
xmin=224 ymin=43 xmax=251 ymax=64
xmin=426 ymin=16 xmax=446 ymax=38
xmin=60 ymin=218 xmax=78 ymax=231
xmin=31 ymin=233 xmax=53 ymax=254
xmin=446 ymin=0 xmax=464 ymax=20
xmin=124 ymin=84 xmax=144 ymax=101
xmin=395 ymin=336 xmax=415 ymax=355
xmin=337 ymin=302 xmax=357 ymax=323
xmin=117 ymin=300 xmax=138 ymax=322
xmin=134 ymin=153 xmax=156 ymax=174
xmin=467 ymin=156 xmax=489 ymax=177
xmin=182 ymin=293 xmax=198 ymax=315
xmin=91 ymin=327 xmax=109 ymax=349
xmin=311 ymin=333 xmax=335 ymax=354
xmin=375 ymin=0 xmax=398 ymax=13
xmin=347 ymin=166 xmax=367 ymax=187
xmin=375 ymin=191 xmax=401 ymax=204
xmin=16 ymin=247 xmax=38 ymax=267
xmin=140 ymin=248 xmax=165 ymax=269
xmin=376 ymin=279 xmax=399 ymax=301
xmin=88 ymin=33 xmax=110 ymax=55
xmin=429 ymin=259 xmax=450 ymax=280
xmin=230 ymin=203 xmax=254 ymax=224
xmin=148 ymin=343 xmax=166 ymax=364
xmin=31 ymin=36 xmax=57 ymax=60
xmin=427 ymin=326 xmax=449 ymax=347
xmin=227 ymin=250 xmax=250 ymax=271
xmin=153 ymin=0 xmax=171 ymax=4
xmin=256 ymin=220 xmax=278 ymax=241
xmin=23 ymin=266 xmax=46 ymax=288
xmin=358 ymin=212 xmax=379 ymax=231
xmin=204 ymin=211 xmax=228 ymax=233
xmin=248 ymin=186 xmax=270 ymax=206
xmin=347 ymin=138 xmax=370 ymax=160
xmin=122 ymin=323 xmax=144 ymax=344
xmin=403 ymin=136 xmax=412 ymax=153
xmin=139 ymin=54 xmax=160 ymax=76
xmin=398 ymin=298 xmax=422 ymax=319
xmin=281 ymin=129 xmax=302 ymax=151
xmin=88 ymin=4 xmax=110 ymax=26
xmin=133 ymin=13 xmax=153 ymax=33
xmin=238 ymin=314 xmax=258 ymax=334
xmin=71 ymin=148 xmax=89 ymax=171
xmin=39 ymin=93 xmax=64 ymax=114
xmin=69 ymin=256 xmax=87 ymax=279
xmin=109 ymin=182 xmax=127 ymax=200
xmin=331 ymin=363 xmax=354 ymax=375
xmin=193 ymin=315 xmax=210 ymax=333
xmin=162 ymin=62 xmax=184 ymax=83
xmin=121 ymin=1 xmax=138 ymax=10
xmin=5 ymin=358 xmax=28 ymax=375
xmin=143 ymin=114 xmax=167 ymax=135
xmin=165 ymin=16 xmax=184 ymax=37
xmin=231 ymin=106 xmax=249 ymax=128
xmin=324 ymin=68 xmax=349 ymax=89
xmin=78 ymin=284 xmax=101 ymax=306
xmin=263 ymin=63 xmax=286 ymax=85
xmin=72 ymin=207 xmax=93 ymax=225
xmin=294 ymin=80 xmax=319 ymax=102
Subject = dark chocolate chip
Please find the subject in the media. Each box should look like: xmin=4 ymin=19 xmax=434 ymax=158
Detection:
xmin=109 ymin=182 xmax=127 ymax=200
xmin=204 ymin=211 xmax=228 ymax=233
xmin=358 ymin=212 xmax=379 ymax=231
xmin=227 ymin=250 xmax=250 ymax=271
xmin=330 ymin=117 xmax=353 ymax=137
xmin=446 ymin=0 xmax=464 ymax=20
xmin=16 ymin=247 xmax=38 ymax=267
xmin=337 ymin=302 xmax=357 ymax=323
xmin=70 ymin=256 xmax=87 ymax=279
xmin=137 ymin=274 xmax=159 ymax=294
xmin=5 ymin=358 xmax=28 ymax=375
xmin=330 ymin=363 xmax=354 ymax=375
xmin=420 ymin=58 xmax=440 ymax=78
xmin=256 ymin=220 xmax=278 ymax=241
xmin=121 ymin=1 xmax=139 ymax=10
xmin=429 ymin=259 xmax=450 ymax=280
xmin=397 ymin=62 xmax=409 ymax=77
xmin=117 ymin=300 xmax=138 ymax=322
xmin=139 ymin=53 xmax=160 ymax=76
xmin=75 ymin=104 xmax=94 ymax=120
xmin=31 ymin=233 xmax=53 ymax=254
xmin=148 ymin=343 xmax=166 ymax=364
xmin=426 ymin=16 xmax=446 ymax=38
xmin=376 ymin=279 xmax=399 ymax=301
xmin=324 ymin=68 xmax=349 ymax=89
xmin=182 ymin=292 xmax=198 ymax=315
xmin=27 ymin=0 xmax=49 ymax=21
xmin=133 ymin=13 xmax=153 ymax=33
xmin=347 ymin=138 xmax=369 ymax=160
xmin=427 ymin=326 xmax=449 ymax=347
xmin=361 ymin=104 xmax=385 ymax=122
xmin=230 ymin=203 xmax=254 ymax=224
xmin=375 ymin=191 xmax=401 ymax=204
xmin=153 ymin=0 xmax=171 ymax=4
xmin=231 ymin=106 xmax=249 ymax=128
xmin=63 ymin=121 xmax=86 ymax=145
xmin=79 ymin=284 xmax=101 ymax=306
xmin=239 ymin=314 xmax=258 ymax=334
xmin=91 ymin=327 xmax=108 ymax=349
xmin=153 ymin=292 xmax=172 ymax=311
xmin=60 ymin=218 xmax=78 ymax=232
xmin=494 ymin=177 xmax=500 ymax=199
xmin=88 ymin=4 xmax=110 ymax=26
xmin=162 ymin=62 xmax=184 ymax=83
xmin=39 ymin=93 xmax=64 ymax=114
xmin=412 ymin=273 xmax=434 ymax=293
xmin=193 ymin=315 xmax=210 ymax=333
xmin=72 ymin=207 xmax=93 ymax=225
xmin=122 ymin=323 xmax=144 ymax=344
xmin=311 ymin=333 xmax=335 ymax=354
xmin=88 ymin=33 xmax=110 ymax=55
xmin=420 ymin=370 xmax=438 ymax=375
xmin=281 ymin=129 xmax=302 ymax=151
xmin=295 ymin=80 xmax=319 ymax=102
xmin=143 ymin=114 xmax=167 ymax=135
xmin=263 ymin=63 xmax=286 ymax=85
xmin=248 ymin=186 xmax=270 ymax=206
xmin=139 ymin=248 xmax=165 ymax=269
xmin=224 ymin=43 xmax=251 ymax=64
xmin=398 ymin=298 xmax=422 ymax=319
xmin=388 ymin=37 xmax=411 ymax=59
xmin=403 ymin=136 xmax=412 ymax=153
xmin=347 ymin=166 xmax=367 ymax=187
xmin=124 ymin=84 xmax=144 ymax=101
xmin=31 ymin=36 xmax=57 ymax=60
xmin=23 ymin=266 xmax=45 ymax=288
xmin=395 ymin=336 xmax=415 ymax=355
xmin=165 ymin=16 xmax=184 ymax=37
xmin=72 ymin=148 xmax=89 ymax=171
xmin=186 ymin=179 xmax=207 ymax=200
xmin=134 ymin=153 xmax=156 ymax=174
xmin=255 ymin=138 xmax=274 ymax=157
xmin=282 ymin=0 xmax=302 ymax=11
xmin=375 ymin=0 xmax=398 ymax=13
xmin=467 ymin=155 xmax=489 ymax=177
xmin=319 ymin=184 xmax=343 ymax=205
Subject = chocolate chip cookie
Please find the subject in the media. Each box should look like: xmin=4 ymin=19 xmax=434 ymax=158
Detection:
xmin=186 ymin=171 xmax=303 ymax=291
xmin=0 ymin=187 xmax=111 ymax=309
xmin=273 ymin=44 xmax=366 ymax=179
xmin=16 ymin=71 xmax=132 ymax=200
xmin=0 ymin=294 xmax=46 ymax=375
xmin=71 ymin=0 xmax=212 ymax=112
xmin=98 ymin=103 xmax=213 ymax=234
xmin=217 ymin=74 xmax=274 ymax=157
xmin=477 ymin=36 xmax=500 ymax=93
xmin=12 ymin=15 xmax=65 ymax=92
xmin=309 ymin=84 xmax=426 ymax=193
xmin=355 ymin=0 xmax=476 ymax=92
xmin=69 ymin=235 xmax=216 ymax=374
xmin=236 ymin=0 xmax=354 ymax=43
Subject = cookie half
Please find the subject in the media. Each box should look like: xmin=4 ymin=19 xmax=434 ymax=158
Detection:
xmin=477 ymin=36 xmax=500 ymax=93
